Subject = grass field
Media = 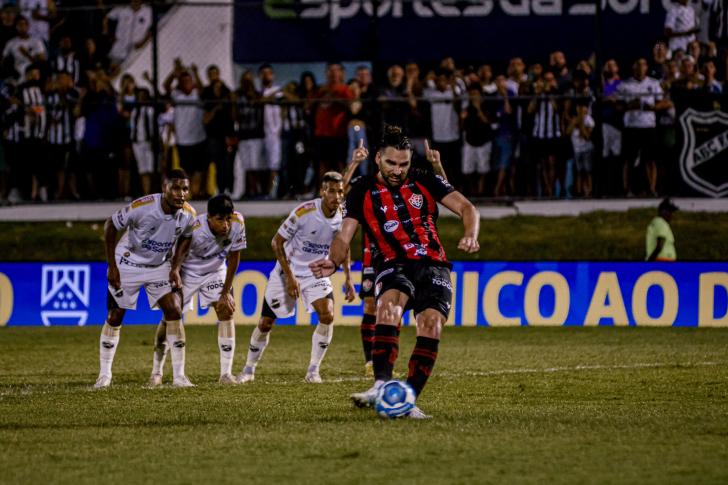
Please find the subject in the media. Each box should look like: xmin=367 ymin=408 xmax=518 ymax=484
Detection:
xmin=1 ymin=325 xmax=727 ymax=484
xmin=2 ymin=209 xmax=728 ymax=261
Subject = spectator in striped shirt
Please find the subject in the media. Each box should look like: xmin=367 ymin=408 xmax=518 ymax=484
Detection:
xmin=51 ymin=35 xmax=80 ymax=87
xmin=129 ymin=87 xmax=155 ymax=195
xmin=528 ymin=71 xmax=562 ymax=197
xmin=46 ymin=71 xmax=79 ymax=200
xmin=18 ymin=63 xmax=46 ymax=201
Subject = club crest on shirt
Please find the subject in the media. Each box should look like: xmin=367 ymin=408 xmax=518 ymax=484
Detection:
xmin=408 ymin=193 xmax=423 ymax=209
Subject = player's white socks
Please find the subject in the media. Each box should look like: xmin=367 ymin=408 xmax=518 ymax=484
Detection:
xmin=165 ymin=319 xmax=187 ymax=380
xmin=99 ymin=322 xmax=120 ymax=377
xmin=151 ymin=320 xmax=168 ymax=376
xmin=218 ymin=320 xmax=235 ymax=377
xmin=244 ymin=326 xmax=270 ymax=371
xmin=308 ymin=323 xmax=333 ymax=372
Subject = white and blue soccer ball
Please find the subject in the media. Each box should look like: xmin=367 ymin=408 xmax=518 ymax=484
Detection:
xmin=375 ymin=380 xmax=416 ymax=419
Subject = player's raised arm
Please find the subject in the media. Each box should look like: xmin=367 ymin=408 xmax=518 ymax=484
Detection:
xmin=441 ymin=191 xmax=480 ymax=254
xmin=343 ymin=139 xmax=369 ymax=188
xmin=310 ymin=218 xmax=358 ymax=278
xmin=424 ymin=139 xmax=448 ymax=181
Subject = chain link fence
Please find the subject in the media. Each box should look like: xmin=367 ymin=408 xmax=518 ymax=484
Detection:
xmin=0 ymin=1 xmax=725 ymax=203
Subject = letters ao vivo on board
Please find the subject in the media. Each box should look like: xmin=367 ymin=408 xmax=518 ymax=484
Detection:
xmin=0 ymin=262 xmax=726 ymax=327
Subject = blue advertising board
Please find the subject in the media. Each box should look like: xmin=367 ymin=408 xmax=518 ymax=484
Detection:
xmin=0 ymin=261 xmax=726 ymax=327
xmin=233 ymin=0 xmax=670 ymax=63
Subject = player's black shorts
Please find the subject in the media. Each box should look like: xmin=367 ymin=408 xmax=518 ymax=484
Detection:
xmin=374 ymin=262 xmax=452 ymax=319
xmin=359 ymin=266 xmax=376 ymax=299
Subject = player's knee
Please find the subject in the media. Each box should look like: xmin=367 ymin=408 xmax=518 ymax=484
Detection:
xmin=418 ymin=312 xmax=444 ymax=336
xmin=363 ymin=298 xmax=376 ymax=315
xmin=318 ymin=311 xmax=334 ymax=325
xmin=106 ymin=309 xmax=124 ymax=326
xmin=164 ymin=307 xmax=183 ymax=321
xmin=217 ymin=307 xmax=233 ymax=321
xmin=258 ymin=317 xmax=274 ymax=333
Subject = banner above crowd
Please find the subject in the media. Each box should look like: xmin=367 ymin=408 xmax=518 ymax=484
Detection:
xmin=233 ymin=0 xmax=671 ymax=63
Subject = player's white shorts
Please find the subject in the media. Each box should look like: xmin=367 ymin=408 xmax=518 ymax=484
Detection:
xmin=181 ymin=267 xmax=227 ymax=311
xmin=264 ymin=269 xmax=333 ymax=319
xmin=462 ymin=141 xmax=491 ymax=175
xmin=108 ymin=256 xmax=173 ymax=310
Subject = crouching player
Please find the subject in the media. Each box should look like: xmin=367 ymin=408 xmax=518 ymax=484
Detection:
xmin=149 ymin=194 xmax=246 ymax=386
xmin=237 ymin=172 xmax=356 ymax=384
xmin=96 ymin=169 xmax=197 ymax=388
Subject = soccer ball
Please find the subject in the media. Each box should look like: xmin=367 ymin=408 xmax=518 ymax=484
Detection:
xmin=375 ymin=380 xmax=416 ymax=419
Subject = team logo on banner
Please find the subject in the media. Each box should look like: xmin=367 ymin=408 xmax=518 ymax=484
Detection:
xmin=408 ymin=193 xmax=423 ymax=209
xmin=679 ymin=108 xmax=728 ymax=197
xmin=40 ymin=265 xmax=91 ymax=326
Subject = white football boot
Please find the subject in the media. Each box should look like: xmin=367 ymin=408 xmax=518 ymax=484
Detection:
xmin=172 ymin=375 xmax=195 ymax=388
xmin=350 ymin=381 xmax=383 ymax=408
xmin=236 ymin=366 xmax=255 ymax=384
xmin=218 ymin=374 xmax=238 ymax=385
xmin=406 ymin=406 xmax=432 ymax=420
xmin=147 ymin=373 xmax=163 ymax=388
xmin=93 ymin=375 xmax=111 ymax=389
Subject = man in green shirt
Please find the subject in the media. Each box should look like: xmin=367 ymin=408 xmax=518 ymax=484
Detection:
xmin=646 ymin=198 xmax=678 ymax=261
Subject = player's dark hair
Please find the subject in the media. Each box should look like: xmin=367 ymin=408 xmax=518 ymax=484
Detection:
xmin=259 ymin=63 xmax=272 ymax=72
xmin=167 ymin=168 xmax=189 ymax=181
xmin=207 ymin=194 xmax=234 ymax=216
xmin=379 ymin=125 xmax=412 ymax=152
xmin=321 ymin=171 xmax=344 ymax=185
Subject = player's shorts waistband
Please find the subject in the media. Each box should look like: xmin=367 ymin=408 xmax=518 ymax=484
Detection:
xmin=377 ymin=258 xmax=452 ymax=273
xmin=118 ymin=256 xmax=168 ymax=269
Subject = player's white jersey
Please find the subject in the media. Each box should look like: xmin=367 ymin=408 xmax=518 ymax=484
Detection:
xmin=182 ymin=211 xmax=247 ymax=277
xmin=112 ymin=194 xmax=196 ymax=267
xmin=277 ymin=198 xmax=342 ymax=278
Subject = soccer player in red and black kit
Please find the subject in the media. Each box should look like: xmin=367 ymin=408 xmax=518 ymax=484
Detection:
xmin=311 ymin=126 xmax=480 ymax=418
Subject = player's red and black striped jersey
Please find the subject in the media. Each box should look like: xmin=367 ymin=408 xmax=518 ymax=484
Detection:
xmin=345 ymin=169 xmax=455 ymax=268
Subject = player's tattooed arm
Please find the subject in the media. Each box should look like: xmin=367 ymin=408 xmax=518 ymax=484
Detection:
xmin=170 ymin=236 xmax=191 ymax=289
xmin=272 ymin=233 xmax=300 ymax=299
xmin=104 ymin=218 xmax=121 ymax=289
xmin=424 ymin=139 xmax=448 ymax=181
xmin=441 ymin=192 xmax=480 ymax=254
xmin=310 ymin=218 xmax=359 ymax=278
xmin=343 ymin=247 xmax=355 ymax=302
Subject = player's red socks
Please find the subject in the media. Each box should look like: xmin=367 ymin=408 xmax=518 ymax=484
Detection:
xmin=406 ymin=336 xmax=439 ymax=397
xmin=360 ymin=313 xmax=376 ymax=362
xmin=372 ymin=324 xmax=399 ymax=381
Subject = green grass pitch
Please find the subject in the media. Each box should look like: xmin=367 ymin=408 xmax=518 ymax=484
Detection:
xmin=1 ymin=325 xmax=727 ymax=484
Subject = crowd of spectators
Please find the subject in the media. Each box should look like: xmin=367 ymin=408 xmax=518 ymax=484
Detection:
xmin=0 ymin=0 xmax=726 ymax=204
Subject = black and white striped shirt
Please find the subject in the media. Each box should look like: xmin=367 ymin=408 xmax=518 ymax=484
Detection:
xmin=282 ymin=102 xmax=305 ymax=133
xmin=532 ymin=97 xmax=561 ymax=139
xmin=46 ymin=89 xmax=78 ymax=145
xmin=20 ymin=82 xmax=46 ymax=140
xmin=130 ymin=104 xmax=154 ymax=143
xmin=52 ymin=52 xmax=81 ymax=86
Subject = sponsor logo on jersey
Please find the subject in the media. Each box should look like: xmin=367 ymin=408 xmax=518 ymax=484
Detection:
xmin=432 ymin=277 xmax=452 ymax=291
xmin=131 ymin=195 xmax=155 ymax=209
xmin=384 ymin=220 xmax=399 ymax=233
xmin=295 ymin=203 xmax=316 ymax=218
xmin=408 ymin=193 xmax=423 ymax=209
